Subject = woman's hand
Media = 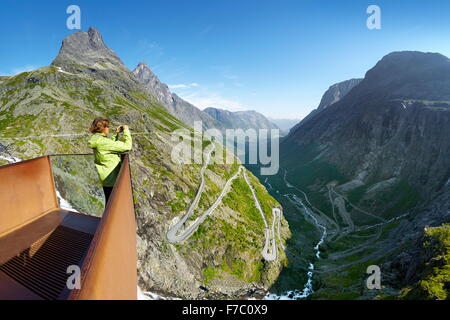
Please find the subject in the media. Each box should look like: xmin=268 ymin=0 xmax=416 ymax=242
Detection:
xmin=115 ymin=125 xmax=129 ymax=133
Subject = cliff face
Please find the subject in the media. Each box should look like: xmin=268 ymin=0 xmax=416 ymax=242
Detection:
xmin=0 ymin=28 xmax=290 ymax=298
xmin=290 ymin=78 xmax=362 ymax=134
xmin=317 ymin=78 xmax=363 ymax=110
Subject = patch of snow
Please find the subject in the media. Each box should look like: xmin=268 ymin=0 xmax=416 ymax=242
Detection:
xmin=55 ymin=67 xmax=75 ymax=75
xmin=55 ymin=189 xmax=79 ymax=212
xmin=0 ymin=154 xmax=21 ymax=163
xmin=137 ymin=287 xmax=152 ymax=300
xmin=137 ymin=286 xmax=181 ymax=300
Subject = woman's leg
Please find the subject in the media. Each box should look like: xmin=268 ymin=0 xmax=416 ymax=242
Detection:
xmin=103 ymin=186 xmax=113 ymax=205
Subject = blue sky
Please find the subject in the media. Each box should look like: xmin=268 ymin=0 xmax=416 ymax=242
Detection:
xmin=1 ymin=0 xmax=450 ymax=119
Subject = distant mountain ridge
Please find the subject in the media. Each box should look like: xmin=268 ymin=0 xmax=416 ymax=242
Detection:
xmin=204 ymin=107 xmax=280 ymax=132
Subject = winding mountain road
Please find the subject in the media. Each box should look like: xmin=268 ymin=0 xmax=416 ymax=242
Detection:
xmin=166 ymin=142 xmax=283 ymax=262
xmin=243 ymin=170 xmax=282 ymax=261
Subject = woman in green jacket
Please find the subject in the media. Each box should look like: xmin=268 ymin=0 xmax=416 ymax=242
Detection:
xmin=88 ymin=118 xmax=132 ymax=204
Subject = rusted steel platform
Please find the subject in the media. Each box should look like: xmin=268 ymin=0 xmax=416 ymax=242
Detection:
xmin=0 ymin=155 xmax=137 ymax=300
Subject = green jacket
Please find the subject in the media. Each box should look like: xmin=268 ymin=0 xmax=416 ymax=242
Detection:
xmin=88 ymin=128 xmax=132 ymax=187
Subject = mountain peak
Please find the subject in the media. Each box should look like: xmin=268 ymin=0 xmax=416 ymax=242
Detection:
xmin=137 ymin=62 xmax=150 ymax=69
xmin=52 ymin=27 xmax=125 ymax=69
xmin=378 ymin=50 xmax=449 ymax=63
xmin=355 ymin=50 xmax=450 ymax=101
xmin=133 ymin=62 xmax=157 ymax=80
xmin=133 ymin=62 xmax=158 ymax=81
xmin=86 ymin=27 xmax=106 ymax=49
xmin=367 ymin=51 xmax=450 ymax=78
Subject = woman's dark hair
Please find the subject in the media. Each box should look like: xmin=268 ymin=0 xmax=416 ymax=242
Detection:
xmin=89 ymin=118 xmax=110 ymax=133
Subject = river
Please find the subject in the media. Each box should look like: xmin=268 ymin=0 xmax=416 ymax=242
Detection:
xmin=262 ymin=170 xmax=328 ymax=300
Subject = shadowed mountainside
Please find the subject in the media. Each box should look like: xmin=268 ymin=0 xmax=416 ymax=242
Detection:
xmin=277 ymin=51 xmax=450 ymax=299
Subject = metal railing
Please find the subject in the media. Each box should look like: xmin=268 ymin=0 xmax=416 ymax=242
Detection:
xmin=68 ymin=154 xmax=137 ymax=300
xmin=0 ymin=156 xmax=58 ymax=237
xmin=0 ymin=154 xmax=137 ymax=300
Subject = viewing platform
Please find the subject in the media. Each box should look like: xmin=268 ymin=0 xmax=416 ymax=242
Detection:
xmin=0 ymin=155 xmax=137 ymax=300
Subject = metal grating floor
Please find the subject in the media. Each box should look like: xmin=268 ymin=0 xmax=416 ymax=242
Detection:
xmin=0 ymin=225 xmax=93 ymax=300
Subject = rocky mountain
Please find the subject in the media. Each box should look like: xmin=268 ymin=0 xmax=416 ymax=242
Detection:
xmin=317 ymin=78 xmax=363 ymax=110
xmin=132 ymin=62 xmax=223 ymax=130
xmin=204 ymin=107 xmax=280 ymax=132
xmin=286 ymin=51 xmax=450 ymax=197
xmin=278 ymin=51 xmax=450 ymax=298
xmin=52 ymin=27 xmax=126 ymax=71
xmin=0 ymin=28 xmax=290 ymax=299
xmin=290 ymin=78 xmax=362 ymax=134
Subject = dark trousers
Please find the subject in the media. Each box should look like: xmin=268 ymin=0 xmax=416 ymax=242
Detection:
xmin=103 ymin=186 xmax=113 ymax=205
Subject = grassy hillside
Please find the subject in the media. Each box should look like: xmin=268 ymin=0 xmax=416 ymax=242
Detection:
xmin=399 ymin=224 xmax=450 ymax=300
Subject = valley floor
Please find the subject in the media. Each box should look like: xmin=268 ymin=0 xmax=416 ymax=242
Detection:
xmin=252 ymin=166 xmax=412 ymax=300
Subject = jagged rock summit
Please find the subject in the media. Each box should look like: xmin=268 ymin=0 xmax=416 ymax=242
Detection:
xmin=52 ymin=27 xmax=125 ymax=70
xmin=133 ymin=62 xmax=173 ymax=106
xmin=52 ymin=27 xmax=221 ymax=130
